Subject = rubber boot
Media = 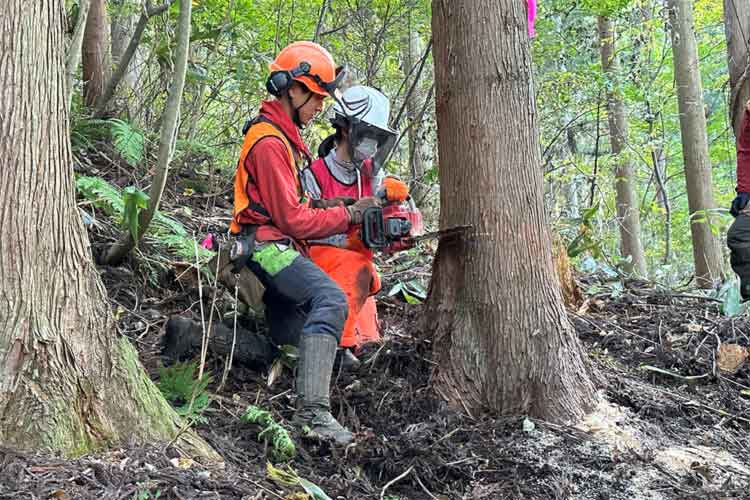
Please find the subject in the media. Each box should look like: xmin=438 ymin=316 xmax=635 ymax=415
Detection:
xmin=162 ymin=316 xmax=278 ymax=369
xmin=293 ymin=333 xmax=354 ymax=446
xmin=334 ymin=348 xmax=361 ymax=372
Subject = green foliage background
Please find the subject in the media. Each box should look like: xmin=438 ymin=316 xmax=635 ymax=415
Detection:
xmin=70 ymin=0 xmax=741 ymax=284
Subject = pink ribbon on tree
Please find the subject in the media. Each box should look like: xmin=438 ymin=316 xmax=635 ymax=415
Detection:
xmin=527 ymin=0 xmax=537 ymax=38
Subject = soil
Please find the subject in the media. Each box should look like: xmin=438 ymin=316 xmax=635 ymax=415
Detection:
xmin=2 ymin=160 xmax=750 ymax=500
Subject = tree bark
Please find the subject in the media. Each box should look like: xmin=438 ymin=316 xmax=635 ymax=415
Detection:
xmin=426 ymin=0 xmax=596 ymax=422
xmin=110 ymin=0 xmax=143 ymax=97
xmin=103 ymin=0 xmax=192 ymax=265
xmin=724 ymin=0 xmax=750 ymax=137
xmin=82 ymin=0 xmax=111 ymax=108
xmin=66 ymin=0 xmax=91 ymax=112
xmin=94 ymin=0 xmax=174 ymax=119
xmin=0 ymin=0 xmax=216 ymax=459
xmin=667 ymin=0 xmax=723 ymax=287
xmin=598 ymin=16 xmax=647 ymax=277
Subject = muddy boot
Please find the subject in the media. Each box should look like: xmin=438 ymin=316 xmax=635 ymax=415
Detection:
xmin=334 ymin=348 xmax=361 ymax=372
xmin=162 ymin=316 xmax=278 ymax=369
xmin=293 ymin=333 xmax=354 ymax=446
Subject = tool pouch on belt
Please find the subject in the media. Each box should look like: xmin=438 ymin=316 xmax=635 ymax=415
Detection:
xmin=727 ymin=214 xmax=750 ymax=300
xmin=230 ymin=225 xmax=258 ymax=274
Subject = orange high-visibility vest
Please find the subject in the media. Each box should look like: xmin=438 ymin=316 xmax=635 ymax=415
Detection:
xmin=230 ymin=118 xmax=302 ymax=234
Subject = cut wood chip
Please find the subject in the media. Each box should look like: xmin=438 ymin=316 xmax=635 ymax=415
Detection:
xmin=716 ymin=344 xmax=748 ymax=375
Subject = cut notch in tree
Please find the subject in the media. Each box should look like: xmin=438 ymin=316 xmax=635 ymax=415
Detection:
xmin=425 ymin=0 xmax=596 ymax=423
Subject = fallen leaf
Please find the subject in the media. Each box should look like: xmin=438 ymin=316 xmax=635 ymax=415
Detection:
xmin=717 ymin=344 xmax=748 ymax=375
xmin=49 ymin=490 xmax=71 ymax=500
xmin=522 ymin=417 xmax=535 ymax=433
xmin=685 ymin=322 xmax=702 ymax=333
xmin=169 ymin=457 xmax=196 ymax=469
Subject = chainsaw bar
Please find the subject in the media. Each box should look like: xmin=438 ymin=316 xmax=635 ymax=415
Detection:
xmin=409 ymin=225 xmax=472 ymax=243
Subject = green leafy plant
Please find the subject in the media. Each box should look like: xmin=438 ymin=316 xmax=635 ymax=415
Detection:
xmin=71 ymin=118 xmax=145 ymax=167
xmin=241 ymin=405 xmax=296 ymax=461
xmin=110 ymin=118 xmax=146 ymax=167
xmin=714 ymin=279 xmax=749 ymax=317
xmin=134 ymin=490 xmax=161 ymax=500
xmin=76 ymin=176 xmax=213 ymax=263
xmin=388 ymin=280 xmax=427 ymax=304
xmin=566 ymin=203 xmax=604 ymax=259
xmin=122 ymin=186 xmax=150 ymax=241
xmin=158 ymin=361 xmax=212 ymax=423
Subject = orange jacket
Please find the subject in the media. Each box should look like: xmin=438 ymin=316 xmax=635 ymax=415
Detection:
xmin=231 ymin=101 xmax=349 ymax=244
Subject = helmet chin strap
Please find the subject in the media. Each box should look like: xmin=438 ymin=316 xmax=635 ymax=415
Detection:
xmin=289 ymin=91 xmax=314 ymax=128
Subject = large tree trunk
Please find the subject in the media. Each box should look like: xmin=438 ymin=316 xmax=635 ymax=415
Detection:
xmin=598 ymin=16 xmax=647 ymax=277
xmin=667 ymin=0 xmax=723 ymax=287
xmin=724 ymin=0 xmax=750 ymax=137
xmin=426 ymin=0 xmax=596 ymax=422
xmin=82 ymin=0 xmax=111 ymax=107
xmin=0 ymin=0 xmax=216 ymax=460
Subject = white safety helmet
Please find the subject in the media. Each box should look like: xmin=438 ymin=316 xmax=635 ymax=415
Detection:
xmin=331 ymin=85 xmax=397 ymax=172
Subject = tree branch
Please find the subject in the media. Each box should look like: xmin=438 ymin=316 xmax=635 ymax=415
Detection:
xmin=312 ymin=0 xmax=330 ymax=42
xmin=391 ymin=37 xmax=432 ymax=129
xmin=93 ymin=0 xmax=175 ymax=118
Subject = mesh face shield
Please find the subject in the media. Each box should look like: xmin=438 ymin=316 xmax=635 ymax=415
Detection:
xmin=348 ymin=119 xmax=397 ymax=175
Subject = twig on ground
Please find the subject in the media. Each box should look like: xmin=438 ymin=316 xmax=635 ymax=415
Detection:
xmin=219 ymin=255 xmax=238 ymax=392
xmin=414 ymin=471 xmax=439 ymax=500
xmin=380 ymin=465 xmax=414 ymax=500
xmin=641 ymin=365 xmax=710 ymax=382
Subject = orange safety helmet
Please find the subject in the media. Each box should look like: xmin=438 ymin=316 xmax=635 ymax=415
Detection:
xmin=267 ymin=41 xmax=345 ymax=98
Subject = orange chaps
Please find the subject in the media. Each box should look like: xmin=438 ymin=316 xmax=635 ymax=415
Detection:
xmin=308 ymin=246 xmax=381 ymax=350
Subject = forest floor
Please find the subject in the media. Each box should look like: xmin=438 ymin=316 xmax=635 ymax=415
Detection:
xmin=3 ymin=159 xmax=750 ymax=500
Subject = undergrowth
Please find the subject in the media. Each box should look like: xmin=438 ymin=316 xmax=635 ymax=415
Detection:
xmin=76 ymin=175 xmax=212 ymax=263
xmin=241 ymin=405 xmax=296 ymax=461
xmin=158 ymin=361 xmax=212 ymax=424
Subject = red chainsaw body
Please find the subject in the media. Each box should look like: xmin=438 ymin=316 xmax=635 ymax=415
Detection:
xmin=362 ymin=199 xmax=424 ymax=253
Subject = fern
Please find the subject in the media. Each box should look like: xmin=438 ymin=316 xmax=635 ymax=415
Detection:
xmin=158 ymin=361 xmax=212 ymax=422
xmin=110 ymin=118 xmax=146 ymax=167
xmin=241 ymin=405 xmax=296 ymax=461
xmin=71 ymin=118 xmax=146 ymax=166
xmin=76 ymin=175 xmax=212 ymax=263
xmin=76 ymin=175 xmax=125 ymax=216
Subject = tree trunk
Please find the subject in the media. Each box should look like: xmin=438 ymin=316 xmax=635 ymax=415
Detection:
xmin=0 ymin=0 xmax=216 ymax=460
xmin=598 ymin=16 xmax=647 ymax=277
xmin=667 ymin=0 xmax=723 ymax=287
xmin=94 ymin=1 xmax=174 ymax=118
xmin=103 ymin=0 xmax=192 ymax=265
xmin=426 ymin=0 xmax=596 ymax=422
xmin=110 ymin=0 xmax=143 ymax=97
xmin=401 ymin=29 xmax=431 ymax=206
xmin=82 ymin=0 xmax=111 ymax=107
xmin=66 ymin=0 xmax=91 ymax=112
xmin=724 ymin=0 xmax=750 ymax=137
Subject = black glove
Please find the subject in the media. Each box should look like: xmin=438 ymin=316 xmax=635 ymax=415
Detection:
xmin=310 ymin=196 xmax=356 ymax=209
xmin=347 ymin=197 xmax=381 ymax=225
xmin=731 ymin=192 xmax=750 ymax=217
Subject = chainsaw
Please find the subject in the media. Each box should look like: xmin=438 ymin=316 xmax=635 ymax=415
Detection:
xmin=361 ymin=197 xmax=470 ymax=253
